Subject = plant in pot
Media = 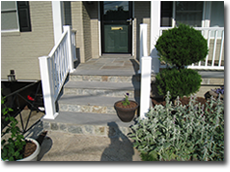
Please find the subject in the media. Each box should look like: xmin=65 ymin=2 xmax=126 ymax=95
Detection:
xmin=154 ymin=23 xmax=208 ymax=102
xmin=114 ymin=93 xmax=138 ymax=122
xmin=1 ymin=96 xmax=40 ymax=161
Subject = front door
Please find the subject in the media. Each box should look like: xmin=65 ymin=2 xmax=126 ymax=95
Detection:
xmin=101 ymin=1 xmax=133 ymax=53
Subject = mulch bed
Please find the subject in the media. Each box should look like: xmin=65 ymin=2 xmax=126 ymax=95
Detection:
xmin=23 ymin=140 xmax=37 ymax=158
xmin=151 ymin=97 xmax=207 ymax=108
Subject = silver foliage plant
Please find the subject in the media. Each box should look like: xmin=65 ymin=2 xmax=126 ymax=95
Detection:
xmin=129 ymin=92 xmax=224 ymax=161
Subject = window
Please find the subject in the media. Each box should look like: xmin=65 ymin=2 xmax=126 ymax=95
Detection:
xmin=161 ymin=1 xmax=204 ymax=27
xmin=1 ymin=1 xmax=31 ymax=32
xmin=161 ymin=1 xmax=173 ymax=27
xmin=175 ymin=1 xmax=203 ymax=27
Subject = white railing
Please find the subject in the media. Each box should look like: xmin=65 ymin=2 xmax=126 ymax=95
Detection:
xmin=71 ymin=30 xmax=77 ymax=61
xmin=139 ymin=24 xmax=152 ymax=119
xmin=159 ymin=27 xmax=224 ymax=70
xmin=39 ymin=26 xmax=74 ymax=119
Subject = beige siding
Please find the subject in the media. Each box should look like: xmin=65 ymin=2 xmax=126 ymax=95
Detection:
xmin=82 ymin=2 xmax=92 ymax=62
xmin=89 ymin=2 xmax=99 ymax=59
xmin=71 ymin=1 xmax=99 ymax=63
xmin=1 ymin=1 xmax=54 ymax=80
xmin=71 ymin=1 xmax=85 ymax=63
xmin=133 ymin=1 xmax=151 ymax=60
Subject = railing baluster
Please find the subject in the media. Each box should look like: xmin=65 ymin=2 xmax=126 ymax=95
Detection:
xmin=212 ymin=30 xmax=218 ymax=66
xmin=218 ymin=30 xmax=224 ymax=66
xmin=205 ymin=30 xmax=211 ymax=67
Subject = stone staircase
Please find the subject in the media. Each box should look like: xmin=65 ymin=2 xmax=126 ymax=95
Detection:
xmin=41 ymin=57 xmax=140 ymax=137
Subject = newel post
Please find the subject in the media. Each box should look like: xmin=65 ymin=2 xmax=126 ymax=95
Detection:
xmin=138 ymin=24 xmax=148 ymax=74
xmin=39 ymin=56 xmax=58 ymax=119
xmin=63 ymin=25 xmax=74 ymax=72
xmin=140 ymin=56 xmax=152 ymax=119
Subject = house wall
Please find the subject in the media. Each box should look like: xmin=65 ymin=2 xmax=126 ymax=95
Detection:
xmin=70 ymin=1 xmax=99 ymax=63
xmin=1 ymin=1 xmax=54 ymax=81
xmin=133 ymin=1 xmax=151 ymax=61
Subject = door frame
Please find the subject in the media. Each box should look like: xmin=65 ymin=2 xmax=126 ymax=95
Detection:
xmin=99 ymin=1 xmax=133 ymax=54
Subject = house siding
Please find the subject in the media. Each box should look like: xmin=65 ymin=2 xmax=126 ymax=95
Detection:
xmin=71 ymin=1 xmax=85 ymax=63
xmin=1 ymin=1 xmax=54 ymax=81
xmin=82 ymin=2 xmax=92 ymax=62
xmin=134 ymin=1 xmax=151 ymax=60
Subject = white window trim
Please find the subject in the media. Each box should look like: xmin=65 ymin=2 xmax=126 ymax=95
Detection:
xmin=171 ymin=1 xmax=207 ymax=28
xmin=1 ymin=1 xmax=20 ymax=33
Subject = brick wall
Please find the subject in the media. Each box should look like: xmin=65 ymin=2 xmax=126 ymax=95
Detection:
xmin=1 ymin=1 xmax=54 ymax=80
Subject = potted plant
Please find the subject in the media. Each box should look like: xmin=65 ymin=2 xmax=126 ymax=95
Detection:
xmin=114 ymin=93 xmax=138 ymax=122
xmin=1 ymin=96 xmax=40 ymax=161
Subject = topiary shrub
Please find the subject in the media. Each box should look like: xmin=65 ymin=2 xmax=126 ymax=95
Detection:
xmin=155 ymin=68 xmax=202 ymax=99
xmin=155 ymin=24 xmax=208 ymax=69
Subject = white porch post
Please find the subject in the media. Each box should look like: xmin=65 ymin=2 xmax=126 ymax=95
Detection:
xmin=150 ymin=1 xmax=161 ymax=73
xmin=63 ymin=25 xmax=74 ymax=72
xmin=138 ymin=24 xmax=148 ymax=74
xmin=52 ymin=1 xmax=64 ymax=44
xmin=140 ymin=56 xmax=152 ymax=119
xmin=39 ymin=56 xmax=58 ymax=119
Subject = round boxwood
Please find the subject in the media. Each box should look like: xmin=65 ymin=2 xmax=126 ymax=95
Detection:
xmin=156 ymin=68 xmax=202 ymax=99
xmin=155 ymin=24 xmax=208 ymax=69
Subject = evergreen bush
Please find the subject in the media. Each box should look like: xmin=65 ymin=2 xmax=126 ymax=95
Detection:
xmin=155 ymin=24 xmax=208 ymax=69
xmin=155 ymin=68 xmax=202 ymax=99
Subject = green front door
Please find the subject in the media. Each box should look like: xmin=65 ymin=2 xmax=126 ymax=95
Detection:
xmin=101 ymin=1 xmax=133 ymax=53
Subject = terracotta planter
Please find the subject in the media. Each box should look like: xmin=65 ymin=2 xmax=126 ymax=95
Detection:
xmin=114 ymin=100 xmax=138 ymax=122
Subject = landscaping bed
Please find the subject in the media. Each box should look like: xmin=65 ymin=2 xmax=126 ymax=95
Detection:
xmin=152 ymin=96 xmax=207 ymax=107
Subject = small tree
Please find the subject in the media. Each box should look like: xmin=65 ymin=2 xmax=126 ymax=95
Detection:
xmin=155 ymin=24 xmax=208 ymax=98
xmin=155 ymin=24 xmax=208 ymax=69
xmin=156 ymin=68 xmax=202 ymax=99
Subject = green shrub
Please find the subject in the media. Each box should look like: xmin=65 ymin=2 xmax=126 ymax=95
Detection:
xmin=155 ymin=68 xmax=202 ymax=99
xmin=1 ymin=96 xmax=26 ymax=161
xmin=155 ymin=24 xmax=208 ymax=69
xmin=129 ymin=92 xmax=224 ymax=161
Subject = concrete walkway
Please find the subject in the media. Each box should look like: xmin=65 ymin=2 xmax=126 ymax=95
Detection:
xmin=38 ymin=130 xmax=141 ymax=161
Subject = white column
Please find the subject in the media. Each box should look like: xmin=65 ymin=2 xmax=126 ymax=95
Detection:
xmin=63 ymin=26 xmax=74 ymax=72
xmin=52 ymin=1 xmax=64 ymax=44
xmin=138 ymin=24 xmax=148 ymax=74
xmin=140 ymin=56 xmax=152 ymax=119
xmin=150 ymin=1 xmax=161 ymax=73
xmin=38 ymin=56 xmax=58 ymax=119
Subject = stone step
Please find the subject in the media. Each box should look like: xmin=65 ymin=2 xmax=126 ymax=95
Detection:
xmin=64 ymin=81 xmax=140 ymax=98
xmin=69 ymin=73 xmax=140 ymax=83
xmin=58 ymin=94 xmax=139 ymax=114
xmin=41 ymin=111 xmax=135 ymax=137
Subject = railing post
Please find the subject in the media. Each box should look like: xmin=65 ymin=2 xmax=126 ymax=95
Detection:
xmin=140 ymin=56 xmax=152 ymax=119
xmin=138 ymin=24 xmax=148 ymax=74
xmin=39 ymin=56 xmax=58 ymax=119
xmin=63 ymin=25 xmax=74 ymax=72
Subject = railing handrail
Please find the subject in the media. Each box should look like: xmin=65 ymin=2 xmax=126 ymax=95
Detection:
xmin=38 ymin=25 xmax=74 ymax=119
xmin=159 ymin=26 xmax=224 ymax=70
xmin=48 ymin=30 xmax=68 ymax=58
xmin=160 ymin=26 xmax=224 ymax=30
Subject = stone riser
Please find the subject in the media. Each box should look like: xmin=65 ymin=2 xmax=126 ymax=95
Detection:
xmin=59 ymin=103 xmax=117 ymax=114
xmin=70 ymin=75 xmax=140 ymax=83
xmin=64 ymin=88 xmax=140 ymax=98
xmin=42 ymin=121 xmax=131 ymax=137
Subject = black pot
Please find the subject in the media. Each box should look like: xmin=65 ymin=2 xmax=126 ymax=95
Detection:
xmin=114 ymin=100 xmax=139 ymax=122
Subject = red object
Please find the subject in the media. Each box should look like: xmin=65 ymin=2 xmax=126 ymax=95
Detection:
xmin=27 ymin=95 xmax=35 ymax=101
